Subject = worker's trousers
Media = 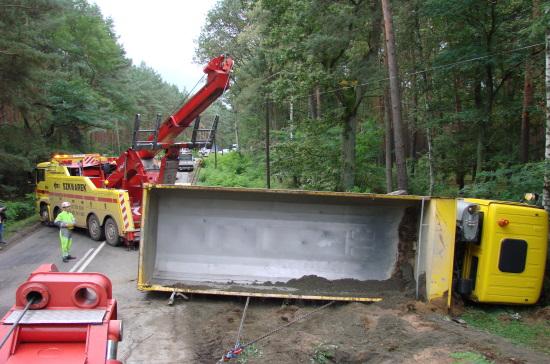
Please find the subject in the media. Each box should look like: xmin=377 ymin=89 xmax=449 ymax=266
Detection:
xmin=59 ymin=229 xmax=72 ymax=258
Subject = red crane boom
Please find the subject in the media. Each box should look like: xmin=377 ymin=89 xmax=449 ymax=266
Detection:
xmin=138 ymin=55 xmax=233 ymax=159
xmin=104 ymin=54 xmax=233 ymax=223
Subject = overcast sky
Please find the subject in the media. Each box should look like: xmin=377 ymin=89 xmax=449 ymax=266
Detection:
xmin=92 ymin=0 xmax=218 ymax=92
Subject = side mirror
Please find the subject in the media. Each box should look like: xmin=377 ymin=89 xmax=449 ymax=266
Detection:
xmin=522 ymin=192 xmax=541 ymax=206
xmin=523 ymin=193 xmax=538 ymax=202
xmin=27 ymin=171 xmax=35 ymax=185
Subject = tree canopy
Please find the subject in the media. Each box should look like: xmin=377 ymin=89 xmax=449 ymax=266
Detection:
xmin=196 ymin=0 xmax=549 ymax=200
xmin=0 ymin=0 xmax=185 ymax=197
xmin=1 ymin=0 xmax=548 ymax=203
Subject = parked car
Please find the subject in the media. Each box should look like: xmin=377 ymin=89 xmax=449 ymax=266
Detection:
xmin=178 ymin=150 xmax=194 ymax=172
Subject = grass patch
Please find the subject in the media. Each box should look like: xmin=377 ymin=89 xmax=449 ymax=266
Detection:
xmin=450 ymin=351 xmax=492 ymax=364
xmin=461 ymin=307 xmax=550 ymax=353
xmin=198 ymin=152 xmax=283 ymax=189
xmin=311 ymin=343 xmax=338 ymax=364
xmin=237 ymin=344 xmax=262 ymax=364
xmin=4 ymin=215 xmax=40 ymax=240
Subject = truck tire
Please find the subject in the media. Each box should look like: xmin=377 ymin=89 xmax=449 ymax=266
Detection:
xmin=104 ymin=217 xmax=121 ymax=247
xmin=40 ymin=205 xmax=51 ymax=226
xmin=87 ymin=214 xmax=105 ymax=241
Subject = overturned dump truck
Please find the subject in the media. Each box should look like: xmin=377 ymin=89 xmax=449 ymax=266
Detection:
xmin=137 ymin=186 xmax=548 ymax=306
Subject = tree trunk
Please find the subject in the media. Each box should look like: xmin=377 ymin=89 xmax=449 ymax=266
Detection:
xmin=341 ymin=111 xmax=358 ymax=191
xmin=544 ymin=30 xmax=550 ymax=211
xmin=476 ymin=1 xmax=497 ymax=177
xmin=520 ymin=61 xmax=533 ymax=163
xmin=315 ymin=86 xmax=321 ymax=120
xmin=427 ymin=127 xmax=434 ymax=196
xmin=308 ymin=93 xmax=316 ymax=119
xmin=384 ymin=88 xmax=393 ymax=193
xmin=520 ymin=1 xmax=539 ymax=163
xmin=309 ymin=88 xmax=320 ymax=120
xmin=265 ymin=98 xmax=271 ymax=189
xmin=409 ymin=50 xmax=418 ymax=177
xmin=473 ymin=80 xmax=483 ymax=179
xmin=234 ymin=107 xmax=240 ymax=154
xmin=381 ymin=0 xmax=408 ymax=192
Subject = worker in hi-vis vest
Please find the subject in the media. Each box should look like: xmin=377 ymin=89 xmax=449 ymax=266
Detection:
xmin=54 ymin=201 xmax=77 ymax=263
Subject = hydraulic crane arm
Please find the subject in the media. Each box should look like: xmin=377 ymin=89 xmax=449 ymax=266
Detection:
xmin=106 ymin=55 xmax=233 ymax=190
xmin=138 ymin=55 xmax=233 ymax=159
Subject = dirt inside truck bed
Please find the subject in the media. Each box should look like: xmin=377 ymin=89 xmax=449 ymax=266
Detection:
xmin=156 ymin=274 xmax=409 ymax=300
xmin=119 ymin=290 xmax=550 ymax=364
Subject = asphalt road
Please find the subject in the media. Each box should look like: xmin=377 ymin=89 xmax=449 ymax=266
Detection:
xmin=0 ymin=169 xmax=204 ymax=362
xmin=0 ymin=225 xmax=172 ymax=363
xmin=0 ymin=226 xmax=118 ymax=313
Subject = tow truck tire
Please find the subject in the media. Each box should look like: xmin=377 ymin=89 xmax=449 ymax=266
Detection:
xmin=104 ymin=217 xmax=121 ymax=247
xmin=40 ymin=205 xmax=50 ymax=226
xmin=87 ymin=214 xmax=105 ymax=241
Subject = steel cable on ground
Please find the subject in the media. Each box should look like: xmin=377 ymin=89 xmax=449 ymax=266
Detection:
xmin=241 ymin=300 xmax=335 ymax=348
xmin=217 ymin=300 xmax=335 ymax=362
xmin=235 ymin=296 xmax=250 ymax=346
xmin=217 ymin=296 xmax=251 ymax=363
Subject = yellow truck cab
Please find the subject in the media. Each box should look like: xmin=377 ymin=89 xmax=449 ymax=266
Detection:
xmin=457 ymin=198 xmax=548 ymax=304
xmin=35 ymin=154 xmax=138 ymax=246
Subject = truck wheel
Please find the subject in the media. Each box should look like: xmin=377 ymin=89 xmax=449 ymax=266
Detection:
xmin=40 ymin=205 xmax=50 ymax=225
xmin=87 ymin=214 xmax=105 ymax=241
xmin=104 ymin=217 xmax=121 ymax=247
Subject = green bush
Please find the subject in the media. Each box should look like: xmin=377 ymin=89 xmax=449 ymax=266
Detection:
xmin=1 ymin=194 xmax=36 ymax=221
xmin=460 ymin=162 xmax=544 ymax=201
xmin=198 ymin=152 xmax=270 ymax=188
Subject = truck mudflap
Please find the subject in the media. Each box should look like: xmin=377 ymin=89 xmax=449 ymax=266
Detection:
xmin=138 ymin=186 xmax=456 ymax=302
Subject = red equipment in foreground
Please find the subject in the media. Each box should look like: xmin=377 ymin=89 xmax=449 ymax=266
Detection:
xmin=0 ymin=264 xmax=122 ymax=364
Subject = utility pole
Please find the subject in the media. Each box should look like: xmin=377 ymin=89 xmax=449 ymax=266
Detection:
xmin=265 ymin=98 xmax=271 ymax=189
xmin=234 ymin=107 xmax=240 ymax=153
xmin=381 ymin=0 xmax=408 ymax=192
xmin=289 ymin=98 xmax=294 ymax=140
xmin=214 ymin=134 xmax=217 ymax=169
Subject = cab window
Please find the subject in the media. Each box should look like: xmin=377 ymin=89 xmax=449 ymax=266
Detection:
xmin=35 ymin=168 xmax=45 ymax=183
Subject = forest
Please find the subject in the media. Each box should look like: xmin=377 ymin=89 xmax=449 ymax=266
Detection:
xmin=0 ymin=0 xmax=185 ymax=203
xmin=1 ymin=0 xmax=550 ymax=220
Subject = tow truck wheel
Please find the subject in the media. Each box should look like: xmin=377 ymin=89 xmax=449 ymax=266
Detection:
xmin=87 ymin=214 xmax=105 ymax=241
xmin=40 ymin=205 xmax=50 ymax=225
xmin=104 ymin=217 xmax=121 ymax=247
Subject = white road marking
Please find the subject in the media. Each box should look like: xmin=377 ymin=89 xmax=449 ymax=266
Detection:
xmin=77 ymin=242 xmax=106 ymax=273
xmin=69 ymin=248 xmax=94 ymax=272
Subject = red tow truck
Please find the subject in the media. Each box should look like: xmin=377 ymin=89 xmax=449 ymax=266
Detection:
xmin=35 ymin=55 xmax=233 ymax=246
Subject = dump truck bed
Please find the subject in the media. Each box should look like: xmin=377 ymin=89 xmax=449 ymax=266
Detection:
xmin=138 ymin=186 xmax=441 ymax=301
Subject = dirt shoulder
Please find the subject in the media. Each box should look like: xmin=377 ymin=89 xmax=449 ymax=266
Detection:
xmin=182 ymin=295 xmax=549 ymax=363
xmin=1 ymin=220 xmax=42 ymax=251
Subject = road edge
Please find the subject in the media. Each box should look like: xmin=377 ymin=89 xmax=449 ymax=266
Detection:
xmin=1 ymin=222 xmax=43 ymax=251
